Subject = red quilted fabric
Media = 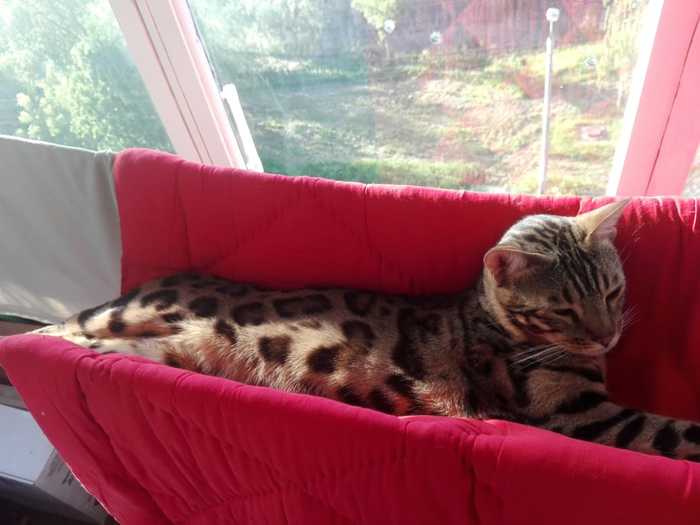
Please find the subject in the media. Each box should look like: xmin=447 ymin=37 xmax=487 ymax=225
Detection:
xmin=2 ymin=148 xmax=700 ymax=524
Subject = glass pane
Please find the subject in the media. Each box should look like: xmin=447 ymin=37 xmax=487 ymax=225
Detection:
xmin=683 ymin=144 xmax=700 ymax=197
xmin=0 ymin=0 xmax=172 ymax=152
xmin=190 ymin=0 xmax=651 ymax=195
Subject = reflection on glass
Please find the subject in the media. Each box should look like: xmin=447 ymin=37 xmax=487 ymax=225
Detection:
xmin=0 ymin=0 xmax=172 ymax=151
xmin=191 ymin=0 xmax=650 ymax=195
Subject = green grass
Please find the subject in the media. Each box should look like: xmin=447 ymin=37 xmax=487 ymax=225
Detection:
xmin=230 ymin=39 xmax=625 ymax=196
xmin=263 ymin=156 xmax=483 ymax=189
xmin=549 ymin=114 xmax=615 ymax=161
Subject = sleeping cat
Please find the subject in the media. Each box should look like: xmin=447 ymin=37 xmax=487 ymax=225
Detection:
xmin=34 ymin=200 xmax=700 ymax=461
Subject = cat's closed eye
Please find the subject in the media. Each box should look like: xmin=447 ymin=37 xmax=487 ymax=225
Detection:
xmin=605 ymin=286 xmax=623 ymax=305
xmin=552 ymin=308 xmax=577 ymax=319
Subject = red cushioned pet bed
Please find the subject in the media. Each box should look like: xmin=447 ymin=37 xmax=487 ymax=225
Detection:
xmin=2 ymin=149 xmax=700 ymax=524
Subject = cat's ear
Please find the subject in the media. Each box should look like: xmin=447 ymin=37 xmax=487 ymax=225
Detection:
xmin=483 ymin=246 xmax=553 ymax=287
xmin=575 ymin=199 xmax=629 ymax=244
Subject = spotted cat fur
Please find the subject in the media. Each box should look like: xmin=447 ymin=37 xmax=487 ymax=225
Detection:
xmin=34 ymin=201 xmax=700 ymax=461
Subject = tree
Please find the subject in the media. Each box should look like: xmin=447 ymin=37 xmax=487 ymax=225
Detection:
xmin=0 ymin=0 xmax=171 ymax=151
xmin=351 ymin=0 xmax=400 ymax=32
xmin=599 ymin=0 xmax=651 ymax=107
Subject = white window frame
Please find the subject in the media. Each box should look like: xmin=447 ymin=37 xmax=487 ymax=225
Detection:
xmin=109 ymin=0 xmax=253 ymax=169
xmin=607 ymin=0 xmax=700 ymax=196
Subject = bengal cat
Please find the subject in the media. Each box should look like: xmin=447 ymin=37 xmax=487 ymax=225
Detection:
xmin=34 ymin=200 xmax=700 ymax=461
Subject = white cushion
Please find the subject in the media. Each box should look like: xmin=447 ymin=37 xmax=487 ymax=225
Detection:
xmin=0 ymin=136 xmax=121 ymax=323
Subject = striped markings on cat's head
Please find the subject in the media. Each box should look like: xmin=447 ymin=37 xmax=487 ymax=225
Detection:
xmin=482 ymin=200 xmax=629 ymax=357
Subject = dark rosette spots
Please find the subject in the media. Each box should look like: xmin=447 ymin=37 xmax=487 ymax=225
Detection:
xmin=112 ymin=288 xmax=141 ymax=308
xmin=341 ymin=320 xmax=375 ymax=348
xmin=684 ymin=425 xmax=700 ymax=444
xmin=258 ymin=336 xmax=291 ymax=364
xmin=162 ymin=273 xmax=202 ymax=287
xmin=215 ymin=283 xmax=249 ymax=297
xmin=161 ymin=311 xmax=185 ymax=334
xmin=615 ymin=415 xmax=647 ymax=448
xmin=161 ymin=275 xmax=183 ymax=287
xmin=344 ymin=291 xmax=377 ymax=316
xmin=214 ymin=319 xmax=238 ymax=344
xmin=653 ymin=422 xmax=681 ymax=455
xmin=307 ymin=345 xmax=341 ymax=374
xmin=162 ymin=312 xmax=184 ymax=324
xmin=368 ymin=388 xmax=394 ymax=414
xmin=401 ymin=294 xmax=456 ymax=309
xmin=571 ymin=408 xmax=636 ymax=441
xmin=163 ymin=355 xmax=180 ymax=368
xmin=385 ymin=374 xmax=415 ymax=399
xmin=232 ymin=303 xmax=266 ymax=326
xmin=191 ymin=279 xmax=220 ymax=289
xmin=77 ymin=301 xmax=111 ymax=327
xmin=556 ymin=391 xmax=608 ymax=414
xmin=108 ymin=318 xmax=126 ymax=334
xmin=188 ymin=296 xmax=219 ymax=317
xmin=336 ymin=385 xmax=364 ymax=407
xmin=273 ymin=294 xmax=333 ymax=318
xmin=391 ymin=308 xmax=442 ymax=380
xmin=141 ymin=289 xmax=179 ymax=311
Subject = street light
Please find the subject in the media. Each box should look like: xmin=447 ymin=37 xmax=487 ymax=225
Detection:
xmin=537 ymin=7 xmax=560 ymax=195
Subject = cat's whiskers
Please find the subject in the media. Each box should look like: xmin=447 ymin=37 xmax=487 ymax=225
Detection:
xmin=511 ymin=344 xmax=565 ymax=367
xmin=538 ymin=349 xmax=569 ymax=367
xmin=621 ymin=306 xmax=639 ymax=331
xmin=511 ymin=343 xmax=557 ymax=361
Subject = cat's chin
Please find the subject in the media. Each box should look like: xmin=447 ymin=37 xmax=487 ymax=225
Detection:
xmin=564 ymin=333 xmax=621 ymax=357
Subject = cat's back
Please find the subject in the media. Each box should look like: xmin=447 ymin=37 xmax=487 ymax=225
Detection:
xmin=58 ymin=273 xmax=468 ymax=415
xmin=90 ymin=272 xmax=461 ymax=334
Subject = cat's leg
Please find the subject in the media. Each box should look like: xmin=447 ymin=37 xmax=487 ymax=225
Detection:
xmin=33 ymin=324 xmax=217 ymax=376
xmin=545 ymin=396 xmax=700 ymax=461
xmin=35 ymin=329 xmax=165 ymax=360
xmin=30 ymin=322 xmax=175 ymax=362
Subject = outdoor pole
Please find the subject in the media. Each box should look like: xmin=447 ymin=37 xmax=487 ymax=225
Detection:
xmin=538 ymin=7 xmax=559 ymax=195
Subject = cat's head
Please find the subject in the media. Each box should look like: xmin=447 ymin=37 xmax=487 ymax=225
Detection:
xmin=482 ymin=200 xmax=629 ymax=356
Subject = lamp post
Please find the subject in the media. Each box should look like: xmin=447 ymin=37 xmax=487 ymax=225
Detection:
xmin=537 ymin=7 xmax=560 ymax=195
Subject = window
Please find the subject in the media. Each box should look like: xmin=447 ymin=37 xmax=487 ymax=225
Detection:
xmin=0 ymin=0 xmax=172 ymax=152
xmin=189 ymin=0 xmax=651 ymax=195
xmin=2 ymin=1 xmax=692 ymax=196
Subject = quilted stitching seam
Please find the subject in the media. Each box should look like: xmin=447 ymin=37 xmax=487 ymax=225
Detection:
xmin=236 ymin=181 xmax=404 ymax=285
xmin=76 ymin=355 xmax=485 ymax=524
xmin=74 ymin=352 xmax=497 ymax=524
xmin=206 ymin=179 xmax=308 ymax=273
xmin=404 ymin=418 xmax=492 ymax=525
xmin=66 ymin=352 xmax=172 ymax=522
xmin=184 ymin=480 xmax=360 ymax=525
xmin=305 ymin=184 xmax=413 ymax=286
xmin=174 ymin=160 xmax=193 ymax=269
xmin=177 ymin=174 xmax=415 ymax=289
xmin=141 ymin=398 xmax=403 ymax=524
xmin=143 ymin=399 xmax=403 ymax=487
